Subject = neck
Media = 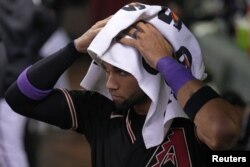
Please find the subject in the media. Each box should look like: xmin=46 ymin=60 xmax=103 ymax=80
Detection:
xmin=134 ymin=98 xmax=151 ymax=115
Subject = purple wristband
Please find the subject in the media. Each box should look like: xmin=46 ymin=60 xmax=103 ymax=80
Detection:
xmin=156 ymin=57 xmax=195 ymax=95
xmin=17 ymin=67 xmax=52 ymax=100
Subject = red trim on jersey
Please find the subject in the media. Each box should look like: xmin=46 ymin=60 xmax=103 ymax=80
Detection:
xmin=126 ymin=109 xmax=136 ymax=143
xmin=60 ymin=89 xmax=78 ymax=130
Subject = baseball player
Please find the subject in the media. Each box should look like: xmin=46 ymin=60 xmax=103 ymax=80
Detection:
xmin=5 ymin=6 xmax=241 ymax=167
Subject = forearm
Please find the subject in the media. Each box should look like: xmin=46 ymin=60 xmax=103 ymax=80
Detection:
xmin=194 ymin=97 xmax=241 ymax=150
xmin=26 ymin=42 xmax=82 ymax=90
xmin=5 ymin=43 xmax=80 ymax=128
xmin=178 ymin=80 xmax=241 ymax=149
xmin=157 ymin=57 xmax=241 ymax=150
xmin=5 ymin=42 xmax=81 ymax=108
xmin=176 ymin=79 xmax=204 ymax=107
xmin=4 ymin=42 xmax=81 ymax=128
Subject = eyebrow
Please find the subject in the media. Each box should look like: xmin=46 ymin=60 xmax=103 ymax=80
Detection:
xmin=101 ymin=62 xmax=123 ymax=71
xmin=100 ymin=62 xmax=107 ymax=70
xmin=113 ymin=66 xmax=124 ymax=71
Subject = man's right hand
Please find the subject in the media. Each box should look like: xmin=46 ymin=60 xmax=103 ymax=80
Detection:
xmin=74 ymin=15 xmax=112 ymax=53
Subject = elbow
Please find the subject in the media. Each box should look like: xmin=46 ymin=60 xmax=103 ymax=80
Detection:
xmin=5 ymin=86 xmax=17 ymax=109
xmin=5 ymin=92 xmax=22 ymax=114
xmin=207 ymin=123 xmax=241 ymax=150
xmin=4 ymin=83 xmax=27 ymax=114
xmin=5 ymin=96 xmax=29 ymax=117
xmin=5 ymin=88 xmax=15 ymax=109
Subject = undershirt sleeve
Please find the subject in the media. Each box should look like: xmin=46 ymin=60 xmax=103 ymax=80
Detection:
xmin=5 ymin=41 xmax=114 ymax=139
xmin=5 ymin=42 xmax=82 ymax=129
xmin=6 ymin=84 xmax=113 ymax=133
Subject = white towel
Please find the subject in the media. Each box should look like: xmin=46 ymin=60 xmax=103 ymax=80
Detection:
xmin=80 ymin=2 xmax=207 ymax=149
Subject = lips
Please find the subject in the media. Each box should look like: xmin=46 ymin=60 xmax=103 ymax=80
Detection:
xmin=111 ymin=95 xmax=124 ymax=102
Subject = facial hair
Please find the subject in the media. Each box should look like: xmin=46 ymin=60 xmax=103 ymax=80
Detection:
xmin=115 ymin=89 xmax=149 ymax=113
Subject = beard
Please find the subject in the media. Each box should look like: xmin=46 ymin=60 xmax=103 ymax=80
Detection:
xmin=114 ymin=90 xmax=149 ymax=113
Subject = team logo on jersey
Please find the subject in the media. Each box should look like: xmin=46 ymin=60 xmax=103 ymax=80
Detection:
xmin=146 ymin=128 xmax=191 ymax=167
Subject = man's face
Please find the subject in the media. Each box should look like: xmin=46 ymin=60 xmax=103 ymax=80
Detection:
xmin=101 ymin=61 xmax=148 ymax=110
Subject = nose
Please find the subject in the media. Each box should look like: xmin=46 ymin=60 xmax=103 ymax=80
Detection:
xmin=106 ymin=73 xmax=119 ymax=90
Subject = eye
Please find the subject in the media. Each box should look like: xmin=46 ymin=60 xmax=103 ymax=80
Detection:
xmin=104 ymin=69 xmax=110 ymax=77
xmin=116 ymin=69 xmax=129 ymax=76
xmin=119 ymin=70 xmax=128 ymax=76
xmin=101 ymin=64 xmax=109 ymax=73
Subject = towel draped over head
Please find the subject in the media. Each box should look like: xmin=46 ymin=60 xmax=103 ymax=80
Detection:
xmin=80 ymin=2 xmax=206 ymax=148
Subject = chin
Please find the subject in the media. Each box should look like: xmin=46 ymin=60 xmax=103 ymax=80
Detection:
xmin=114 ymin=101 xmax=131 ymax=112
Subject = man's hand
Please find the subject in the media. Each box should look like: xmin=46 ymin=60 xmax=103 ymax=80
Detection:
xmin=74 ymin=16 xmax=112 ymax=53
xmin=118 ymin=21 xmax=173 ymax=69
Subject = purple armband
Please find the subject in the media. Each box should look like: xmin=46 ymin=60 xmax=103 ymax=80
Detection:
xmin=17 ymin=67 xmax=52 ymax=100
xmin=156 ymin=57 xmax=195 ymax=95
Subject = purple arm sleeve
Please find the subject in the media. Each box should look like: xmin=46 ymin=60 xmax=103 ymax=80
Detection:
xmin=156 ymin=56 xmax=195 ymax=95
xmin=17 ymin=67 xmax=52 ymax=100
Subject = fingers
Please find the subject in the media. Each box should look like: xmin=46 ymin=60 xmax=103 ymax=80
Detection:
xmin=123 ymin=21 xmax=153 ymax=39
xmin=74 ymin=27 xmax=104 ymax=53
xmin=118 ymin=36 xmax=136 ymax=47
xmin=118 ymin=21 xmax=174 ymax=69
xmin=93 ymin=15 xmax=112 ymax=29
xmin=127 ymin=28 xmax=140 ymax=39
xmin=94 ymin=15 xmax=113 ymax=33
xmin=74 ymin=16 xmax=112 ymax=53
xmin=133 ymin=21 xmax=148 ymax=32
xmin=118 ymin=22 xmax=151 ymax=47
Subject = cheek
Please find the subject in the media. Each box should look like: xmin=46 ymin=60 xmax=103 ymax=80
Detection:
xmin=123 ymin=80 xmax=140 ymax=96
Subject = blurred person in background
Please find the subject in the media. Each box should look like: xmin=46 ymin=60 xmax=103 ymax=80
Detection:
xmin=0 ymin=0 xmax=60 ymax=166
xmin=222 ymin=90 xmax=250 ymax=150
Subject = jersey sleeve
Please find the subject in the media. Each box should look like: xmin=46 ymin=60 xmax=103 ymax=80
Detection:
xmin=5 ymin=40 xmax=114 ymax=140
xmin=66 ymin=89 xmax=114 ymax=141
xmin=6 ymin=83 xmax=114 ymax=136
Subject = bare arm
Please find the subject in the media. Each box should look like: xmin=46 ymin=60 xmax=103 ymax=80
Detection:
xmin=119 ymin=22 xmax=241 ymax=150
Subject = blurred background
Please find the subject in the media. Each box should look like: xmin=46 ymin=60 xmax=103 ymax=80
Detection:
xmin=0 ymin=0 xmax=249 ymax=167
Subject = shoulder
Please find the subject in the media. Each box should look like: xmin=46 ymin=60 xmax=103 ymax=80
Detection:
xmin=67 ymin=89 xmax=112 ymax=103
xmin=59 ymin=89 xmax=114 ymax=112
